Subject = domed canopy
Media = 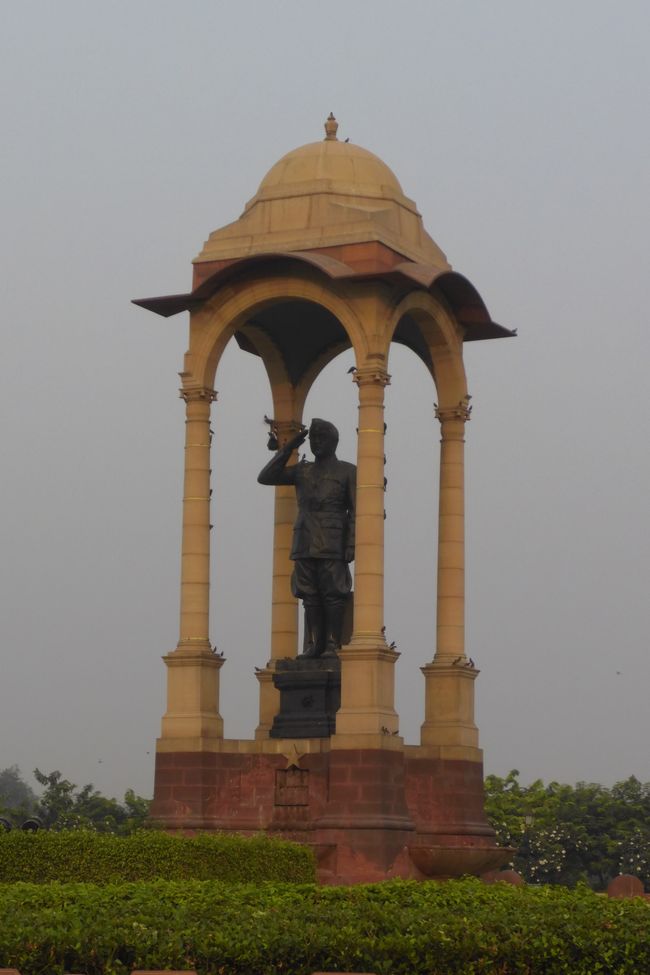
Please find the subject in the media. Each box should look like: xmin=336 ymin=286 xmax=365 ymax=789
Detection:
xmin=134 ymin=117 xmax=514 ymax=350
xmin=195 ymin=115 xmax=449 ymax=267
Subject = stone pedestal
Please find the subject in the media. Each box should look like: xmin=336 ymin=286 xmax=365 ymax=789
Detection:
xmin=270 ymin=658 xmax=341 ymax=739
xmin=150 ymin=736 xmax=510 ymax=883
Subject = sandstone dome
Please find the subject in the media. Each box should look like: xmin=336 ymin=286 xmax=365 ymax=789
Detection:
xmin=255 ymin=132 xmax=406 ymax=204
xmin=195 ymin=115 xmax=449 ymax=268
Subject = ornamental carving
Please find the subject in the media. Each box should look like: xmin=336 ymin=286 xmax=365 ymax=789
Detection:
xmin=179 ymin=387 xmax=218 ymax=404
xmin=434 ymin=395 xmax=472 ymax=423
xmin=352 ymin=366 xmax=391 ymax=387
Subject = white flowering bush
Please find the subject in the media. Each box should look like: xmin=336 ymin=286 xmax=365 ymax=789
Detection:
xmin=485 ymin=770 xmax=650 ymax=889
xmin=617 ymin=827 xmax=650 ymax=877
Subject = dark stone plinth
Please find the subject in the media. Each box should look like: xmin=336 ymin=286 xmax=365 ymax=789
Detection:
xmin=270 ymin=657 xmax=341 ymax=739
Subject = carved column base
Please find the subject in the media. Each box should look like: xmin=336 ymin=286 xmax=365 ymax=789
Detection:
xmin=420 ymin=659 xmax=480 ymax=754
xmin=334 ymin=637 xmax=399 ymax=739
xmin=254 ymin=665 xmax=279 ymax=740
xmin=160 ymin=650 xmax=224 ymax=743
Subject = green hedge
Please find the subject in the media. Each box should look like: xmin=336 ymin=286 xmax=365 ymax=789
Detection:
xmin=0 ymin=878 xmax=649 ymax=974
xmin=0 ymin=830 xmax=315 ymax=884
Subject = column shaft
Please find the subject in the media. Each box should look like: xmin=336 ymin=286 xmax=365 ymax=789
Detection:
xmin=435 ymin=400 xmax=470 ymax=662
xmin=159 ymin=384 xmax=223 ymax=748
xmin=421 ymin=397 xmax=479 ymax=755
xmin=256 ymin=418 xmax=301 ymax=739
xmin=335 ymin=365 xmax=399 ymax=742
xmin=351 ymin=367 xmax=390 ymax=640
xmin=269 ymin=420 xmax=302 ymax=660
xmin=178 ymin=387 xmax=216 ymax=652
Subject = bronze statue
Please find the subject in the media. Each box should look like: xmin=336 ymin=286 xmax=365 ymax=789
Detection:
xmin=258 ymin=419 xmax=356 ymax=658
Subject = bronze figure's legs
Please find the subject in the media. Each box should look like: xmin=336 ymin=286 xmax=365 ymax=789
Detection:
xmin=293 ymin=560 xmax=351 ymax=659
xmin=322 ymin=596 xmax=346 ymax=658
xmin=302 ymin=600 xmax=326 ymax=657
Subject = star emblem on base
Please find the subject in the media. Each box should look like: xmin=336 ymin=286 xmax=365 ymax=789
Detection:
xmin=281 ymin=743 xmax=305 ymax=769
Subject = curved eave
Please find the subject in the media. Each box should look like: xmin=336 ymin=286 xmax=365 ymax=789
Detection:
xmin=131 ymin=252 xmax=351 ymax=318
xmin=132 ymin=252 xmax=516 ymax=341
xmin=390 ymin=264 xmax=515 ymax=340
xmin=132 ymin=293 xmax=203 ymax=317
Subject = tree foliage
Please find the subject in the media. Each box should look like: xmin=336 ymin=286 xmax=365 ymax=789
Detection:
xmin=485 ymin=770 xmax=650 ymax=889
xmin=0 ymin=767 xmax=149 ymax=833
xmin=32 ymin=769 xmax=150 ymax=833
xmin=0 ymin=765 xmax=38 ymax=821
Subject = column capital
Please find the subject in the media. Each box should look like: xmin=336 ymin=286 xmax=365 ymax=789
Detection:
xmin=353 ymin=366 xmax=391 ymax=388
xmin=435 ymin=396 xmax=472 ymax=424
xmin=179 ymin=386 xmax=218 ymax=404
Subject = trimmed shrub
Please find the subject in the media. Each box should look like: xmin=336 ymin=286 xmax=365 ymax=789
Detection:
xmin=0 ymin=878 xmax=649 ymax=975
xmin=0 ymin=830 xmax=314 ymax=884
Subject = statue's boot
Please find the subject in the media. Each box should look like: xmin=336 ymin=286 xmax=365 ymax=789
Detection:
xmin=322 ymin=599 xmax=346 ymax=658
xmin=301 ymin=603 xmax=326 ymax=658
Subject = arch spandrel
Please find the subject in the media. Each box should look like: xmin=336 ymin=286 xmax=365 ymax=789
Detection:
xmin=234 ymin=324 xmax=299 ymax=427
xmin=294 ymin=341 xmax=351 ymax=416
xmin=385 ymin=290 xmax=468 ymax=406
xmin=182 ymin=270 xmax=369 ymax=394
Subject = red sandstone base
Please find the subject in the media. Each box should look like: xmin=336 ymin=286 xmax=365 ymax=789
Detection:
xmin=150 ymin=745 xmax=509 ymax=884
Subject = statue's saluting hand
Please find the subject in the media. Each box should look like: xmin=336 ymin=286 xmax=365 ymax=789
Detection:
xmin=284 ymin=427 xmax=308 ymax=452
xmin=264 ymin=418 xmax=307 ymax=453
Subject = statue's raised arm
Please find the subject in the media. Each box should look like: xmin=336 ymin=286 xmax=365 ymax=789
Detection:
xmin=257 ymin=427 xmax=308 ymax=486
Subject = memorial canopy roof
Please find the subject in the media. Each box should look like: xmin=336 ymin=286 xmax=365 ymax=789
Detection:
xmin=134 ymin=116 xmax=514 ymax=378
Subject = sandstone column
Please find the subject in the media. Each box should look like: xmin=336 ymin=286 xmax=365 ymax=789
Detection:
xmin=421 ymin=396 xmax=478 ymax=752
xmin=161 ymin=385 xmax=223 ymax=744
xmin=255 ymin=418 xmax=302 ymax=738
xmin=334 ymin=362 xmax=399 ymax=740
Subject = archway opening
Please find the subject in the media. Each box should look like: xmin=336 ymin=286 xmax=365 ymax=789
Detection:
xmin=234 ymin=297 xmax=351 ymax=391
xmin=384 ymin=341 xmax=439 ymax=744
xmin=299 ymin=345 xmax=359 ymax=652
xmin=208 ymin=295 xmax=453 ymax=743
xmin=303 ymin=335 xmax=440 ymax=745
xmin=210 ymin=296 xmax=353 ymax=738
xmin=210 ymin=338 xmax=274 ymax=740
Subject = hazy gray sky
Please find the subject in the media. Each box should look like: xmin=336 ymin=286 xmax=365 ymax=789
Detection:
xmin=1 ymin=1 xmax=649 ymax=800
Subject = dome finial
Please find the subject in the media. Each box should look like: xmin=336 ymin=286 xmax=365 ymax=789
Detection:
xmin=324 ymin=112 xmax=339 ymax=141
